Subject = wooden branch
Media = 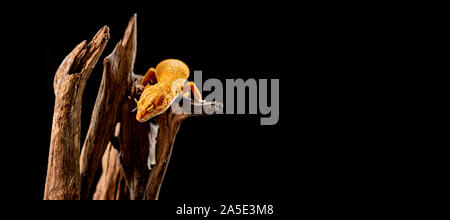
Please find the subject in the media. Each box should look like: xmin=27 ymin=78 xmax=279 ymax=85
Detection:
xmin=44 ymin=26 xmax=110 ymax=200
xmin=92 ymin=143 xmax=120 ymax=200
xmin=93 ymin=123 xmax=128 ymax=200
xmin=80 ymin=14 xmax=137 ymax=200
xmin=116 ymin=73 xmax=152 ymax=200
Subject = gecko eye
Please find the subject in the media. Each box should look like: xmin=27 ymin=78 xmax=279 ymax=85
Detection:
xmin=146 ymin=104 xmax=154 ymax=112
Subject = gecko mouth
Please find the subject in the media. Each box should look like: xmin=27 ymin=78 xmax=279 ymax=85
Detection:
xmin=137 ymin=113 xmax=152 ymax=122
xmin=136 ymin=109 xmax=152 ymax=122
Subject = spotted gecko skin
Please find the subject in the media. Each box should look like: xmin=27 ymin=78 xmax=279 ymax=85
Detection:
xmin=136 ymin=59 xmax=192 ymax=122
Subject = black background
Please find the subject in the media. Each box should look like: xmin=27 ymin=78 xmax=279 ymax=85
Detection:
xmin=9 ymin=2 xmax=301 ymax=202
xmin=4 ymin=2 xmax=371 ymax=205
xmin=0 ymin=1 xmax=410 ymax=217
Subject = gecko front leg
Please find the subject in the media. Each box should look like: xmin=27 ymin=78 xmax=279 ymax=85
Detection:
xmin=142 ymin=67 xmax=157 ymax=86
xmin=137 ymin=67 xmax=157 ymax=92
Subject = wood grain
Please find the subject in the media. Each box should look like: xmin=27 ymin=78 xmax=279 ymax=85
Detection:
xmin=80 ymin=14 xmax=137 ymax=200
xmin=44 ymin=26 xmax=110 ymax=200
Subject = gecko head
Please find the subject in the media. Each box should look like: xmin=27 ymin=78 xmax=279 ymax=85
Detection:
xmin=136 ymin=103 xmax=167 ymax=123
xmin=136 ymin=89 xmax=172 ymax=123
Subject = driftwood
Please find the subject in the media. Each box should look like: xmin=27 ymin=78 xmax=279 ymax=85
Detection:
xmin=44 ymin=14 xmax=223 ymax=200
xmin=79 ymin=14 xmax=137 ymax=200
xmin=92 ymin=124 xmax=128 ymax=200
xmin=44 ymin=26 xmax=110 ymax=200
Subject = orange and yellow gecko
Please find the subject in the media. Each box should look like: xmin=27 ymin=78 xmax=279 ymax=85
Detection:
xmin=136 ymin=59 xmax=203 ymax=122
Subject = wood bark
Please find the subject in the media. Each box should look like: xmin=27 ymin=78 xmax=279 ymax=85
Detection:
xmin=44 ymin=26 xmax=110 ymax=200
xmin=80 ymin=14 xmax=137 ymax=199
xmin=92 ymin=124 xmax=128 ymax=200
xmin=44 ymin=14 xmax=223 ymax=200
